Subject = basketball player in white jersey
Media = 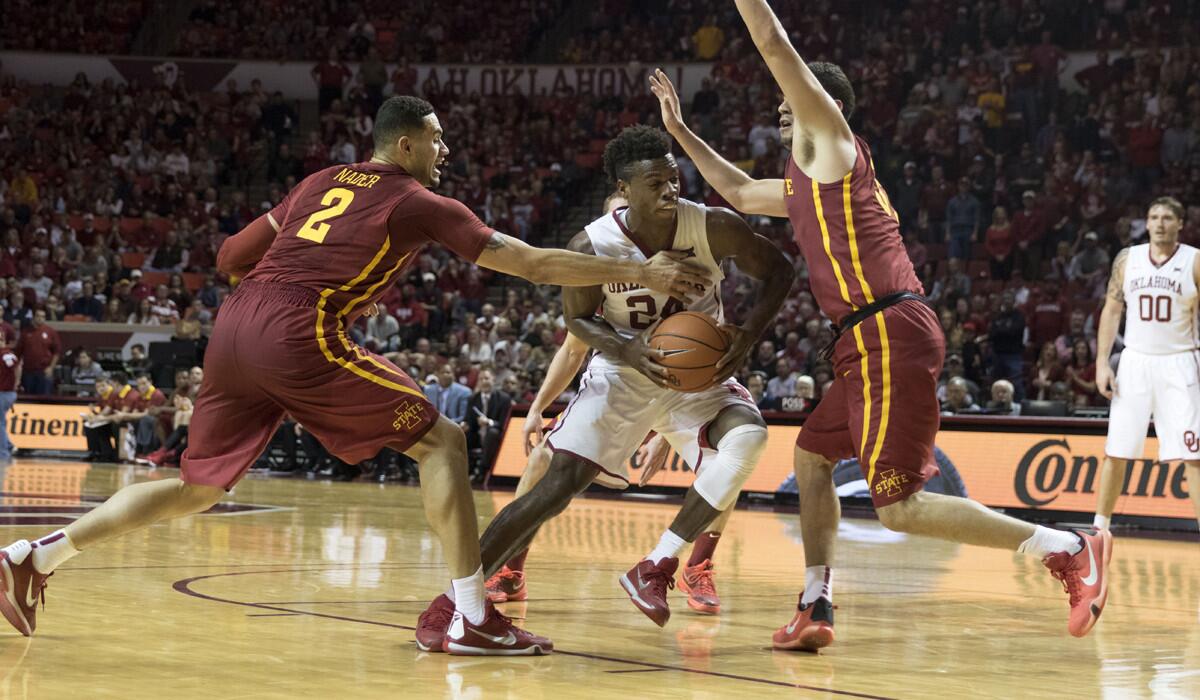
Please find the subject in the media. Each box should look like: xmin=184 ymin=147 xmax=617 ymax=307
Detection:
xmin=486 ymin=193 xmax=738 ymax=616
xmin=1094 ymin=196 xmax=1200 ymax=529
xmin=416 ymin=126 xmax=794 ymax=646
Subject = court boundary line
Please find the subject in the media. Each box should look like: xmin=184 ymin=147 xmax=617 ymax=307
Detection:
xmin=172 ymin=568 xmax=897 ymax=699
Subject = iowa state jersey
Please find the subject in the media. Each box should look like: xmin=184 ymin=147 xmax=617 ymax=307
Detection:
xmin=784 ymin=136 xmax=922 ymax=325
xmin=1122 ymin=243 xmax=1199 ymax=354
xmin=585 ymin=198 xmax=723 ymax=372
xmin=248 ymin=162 xmax=491 ymax=315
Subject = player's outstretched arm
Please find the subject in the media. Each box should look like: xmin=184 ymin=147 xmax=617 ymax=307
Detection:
xmin=476 ymin=231 xmax=708 ymax=302
xmin=733 ymin=0 xmax=857 ymax=182
xmin=216 ymin=214 xmax=279 ymax=278
xmin=1095 ymin=247 xmax=1128 ymax=400
xmin=559 ymin=232 xmax=674 ymax=388
xmin=649 ymin=69 xmax=787 ymax=218
xmin=707 ymin=208 xmax=796 ymax=379
xmin=522 ymin=333 xmax=589 ymax=454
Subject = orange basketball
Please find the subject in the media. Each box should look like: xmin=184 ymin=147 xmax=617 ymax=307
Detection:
xmin=648 ymin=311 xmax=729 ymax=392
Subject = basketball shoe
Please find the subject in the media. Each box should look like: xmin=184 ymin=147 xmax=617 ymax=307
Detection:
xmin=678 ymin=559 xmax=720 ymax=614
xmin=772 ymin=596 xmax=835 ymax=651
xmin=0 ymin=540 xmax=50 ymax=637
xmin=485 ymin=565 xmax=527 ymax=604
xmin=442 ymin=603 xmax=553 ymax=656
xmin=1043 ymin=527 xmax=1112 ymax=637
xmin=620 ymin=557 xmax=677 ymax=627
xmin=415 ymin=594 xmax=455 ymax=652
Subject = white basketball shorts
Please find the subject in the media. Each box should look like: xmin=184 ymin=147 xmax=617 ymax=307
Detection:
xmin=1106 ymin=348 xmax=1200 ymax=461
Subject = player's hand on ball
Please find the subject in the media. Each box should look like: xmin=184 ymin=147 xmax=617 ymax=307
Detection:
xmin=713 ymin=324 xmax=754 ymax=383
xmin=636 ymin=433 xmax=670 ymax=487
xmin=620 ymin=334 xmax=673 ymax=388
xmin=522 ymin=412 xmax=546 ymax=456
xmin=640 ymin=251 xmax=709 ymax=302
xmin=648 ymin=69 xmax=684 ymax=134
xmin=1096 ymin=363 xmax=1116 ymax=399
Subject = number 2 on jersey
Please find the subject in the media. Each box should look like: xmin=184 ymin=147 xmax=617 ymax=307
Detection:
xmin=297 ymin=187 xmax=356 ymax=244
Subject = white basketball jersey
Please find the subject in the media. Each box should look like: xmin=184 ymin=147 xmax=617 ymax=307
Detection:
xmin=1122 ymin=243 xmax=1199 ymax=354
xmin=585 ymin=199 xmax=724 ymax=372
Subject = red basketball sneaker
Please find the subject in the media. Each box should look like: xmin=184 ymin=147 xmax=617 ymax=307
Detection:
xmin=442 ymin=603 xmax=553 ymax=656
xmin=620 ymin=557 xmax=678 ymax=627
xmin=0 ymin=540 xmax=50 ymax=637
xmin=1043 ymin=528 xmax=1112 ymax=638
xmin=772 ymin=596 xmax=835 ymax=651
xmin=678 ymin=559 xmax=720 ymax=614
xmin=485 ymin=566 xmax=527 ymax=604
xmin=415 ymin=594 xmax=455 ymax=652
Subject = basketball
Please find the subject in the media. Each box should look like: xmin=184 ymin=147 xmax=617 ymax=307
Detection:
xmin=648 ymin=311 xmax=729 ymax=392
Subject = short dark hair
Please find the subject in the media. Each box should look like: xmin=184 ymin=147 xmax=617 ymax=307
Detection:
xmin=603 ymin=125 xmax=672 ymax=183
xmin=1149 ymin=195 xmax=1185 ymax=219
xmin=808 ymin=62 xmax=856 ymax=120
xmin=374 ymin=96 xmax=435 ymax=151
xmin=111 ymin=371 xmax=129 ymax=385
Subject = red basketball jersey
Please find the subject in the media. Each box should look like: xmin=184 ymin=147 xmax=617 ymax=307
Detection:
xmin=783 ymin=136 xmax=922 ymax=326
xmin=248 ymin=161 xmax=492 ymax=315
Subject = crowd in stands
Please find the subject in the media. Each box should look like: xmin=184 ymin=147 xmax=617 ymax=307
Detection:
xmin=4 ymin=0 xmax=1200 ymax=468
xmin=0 ymin=0 xmax=151 ymax=55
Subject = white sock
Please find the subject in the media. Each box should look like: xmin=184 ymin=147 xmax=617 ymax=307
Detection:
xmin=451 ymin=566 xmax=486 ymax=625
xmin=645 ymin=530 xmax=686 ymax=565
xmin=1093 ymin=514 xmax=1110 ymax=530
xmin=30 ymin=530 xmax=80 ymax=574
xmin=1017 ymin=526 xmax=1082 ymax=558
xmin=444 ymin=585 xmax=455 ymax=603
xmin=801 ymin=565 xmax=832 ymax=606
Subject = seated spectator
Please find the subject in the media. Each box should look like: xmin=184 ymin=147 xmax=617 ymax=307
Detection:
xmin=366 ymin=302 xmax=401 ymax=352
xmin=148 ymin=284 xmax=181 ymax=324
xmin=71 ymin=350 xmax=105 ymax=392
xmin=461 ymin=326 xmax=493 ymax=365
xmin=986 ymin=379 xmax=1021 ymax=416
xmin=745 ymin=371 xmax=775 ymax=410
xmin=766 ymin=358 xmax=797 ymax=401
xmin=1029 ymin=341 xmax=1065 ymax=401
xmin=941 ymin=377 xmax=982 ymax=415
xmin=20 ymin=263 xmax=53 ymax=302
xmin=1055 ymin=309 xmax=1096 ymax=361
xmin=127 ymin=298 xmax=160 ymax=325
xmin=1064 ymin=339 xmax=1099 ymax=407
xmin=67 ymin=281 xmax=106 ymax=321
xmin=424 ymin=364 xmax=470 ymax=425
xmin=124 ymin=344 xmax=152 ymax=377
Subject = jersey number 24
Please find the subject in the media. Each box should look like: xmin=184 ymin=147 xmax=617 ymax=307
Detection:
xmin=627 ymin=294 xmax=686 ymax=330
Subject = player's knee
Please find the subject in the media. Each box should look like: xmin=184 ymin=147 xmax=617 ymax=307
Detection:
xmin=875 ymin=493 xmax=923 ymax=533
xmin=794 ymin=447 xmax=834 ymax=474
xmin=694 ymin=423 xmax=768 ymax=511
xmin=413 ymin=417 xmax=468 ymax=463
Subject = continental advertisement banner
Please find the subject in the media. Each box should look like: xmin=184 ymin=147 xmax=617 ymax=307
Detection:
xmin=7 ymin=402 xmax=88 ymax=451
xmin=491 ymin=418 xmax=1195 ymax=521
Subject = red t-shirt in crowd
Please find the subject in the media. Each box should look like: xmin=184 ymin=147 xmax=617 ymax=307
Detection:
xmin=0 ymin=348 xmax=20 ymax=392
xmin=16 ymin=324 xmax=60 ymax=372
xmin=313 ymin=61 xmax=352 ymax=88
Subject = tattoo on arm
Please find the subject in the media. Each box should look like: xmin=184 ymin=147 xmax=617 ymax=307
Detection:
xmin=1107 ymin=248 xmax=1128 ymax=303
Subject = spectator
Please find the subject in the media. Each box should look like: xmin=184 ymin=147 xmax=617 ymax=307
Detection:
xmin=1012 ymin=190 xmax=1048 ymax=280
xmin=0 ymin=343 xmax=18 ymax=461
xmin=945 ymin=177 xmax=981 ymax=259
xmin=464 ymin=369 xmax=511 ymax=480
xmin=941 ymin=377 xmax=981 ymax=415
xmin=1067 ymin=231 xmax=1110 ymax=293
xmin=1064 ymin=338 xmax=1099 ymax=408
xmin=311 ymin=48 xmax=351 ymax=111
xmin=1029 ymin=341 xmax=1065 ymax=401
xmin=125 ymin=344 xmax=152 ymax=377
xmin=1055 ymin=309 xmax=1096 ymax=362
xmin=691 ymin=14 xmax=724 ymax=60
xmin=461 ymin=326 xmax=493 ymax=365
xmin=148 ymin=284 xmax=182 ymax=324
xmin=71 ymin=350 xmax=104 ymax=392
xmin=20 ymin=263 xmax=53 ymax=302
xmin=929 ymin=258 xmax=971 ymax=305
xmin=424 ymin=364 xmax=470 ymax=425
xmin=984 ymin=206 xmax=1014 ymax=280
xmin=989 ymin=292 xmax=1026 ymax=400
xmin=16 ymin=310 xmax=60 ymax=395
xmin=766 ymin=358 xmax=797 ymax=401
xmin=987 ymin=379 xmax=1021 ymax=416
xmin=127 ymin=298 xmax=159 ymax=325
xmin=67 ymin=281 xmax=105 ymax=321
xmin=366 ymin=303 xmax=401 ymax=352
xmin=745 ymin=371 xmax=774 ymax=410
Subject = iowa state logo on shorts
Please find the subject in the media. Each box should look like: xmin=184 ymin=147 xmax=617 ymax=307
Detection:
xmin=393 ymin=400 xmax=425 ymax=432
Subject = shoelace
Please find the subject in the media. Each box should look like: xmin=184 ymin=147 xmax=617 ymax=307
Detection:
xmin=687 ymin=566 xmax=716 ymax=596
xmin=1050 ymin=566 xmax=1082 ymax=607
xmin=419 ymin=602 xmax=454 ymax=630
xmin=645 ymin=566 xmax=676 ymax=596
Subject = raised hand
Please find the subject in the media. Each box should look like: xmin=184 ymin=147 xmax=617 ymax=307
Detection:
xmin=648 ymin=68 xmax=685 ymax=134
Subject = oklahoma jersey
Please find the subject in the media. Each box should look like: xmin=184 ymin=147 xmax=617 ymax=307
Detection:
xmin=585 ymin=198 xmax=723 ymax=373
xmin=1121 ymin=243 xmax=1199 ymax=354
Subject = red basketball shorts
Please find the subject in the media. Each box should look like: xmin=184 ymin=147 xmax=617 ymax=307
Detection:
xmin=181 ymin=281 xmax=438 ymax=490
xmin=796 ymin=299 xmax=944 ymax=507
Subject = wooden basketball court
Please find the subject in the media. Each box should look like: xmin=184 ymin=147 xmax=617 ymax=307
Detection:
xmin=1 ymin=459 xmax=1197 ymax=699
